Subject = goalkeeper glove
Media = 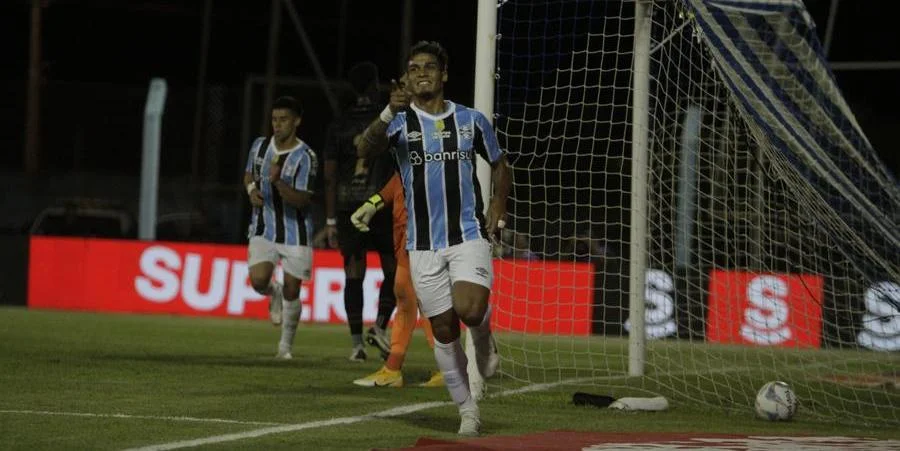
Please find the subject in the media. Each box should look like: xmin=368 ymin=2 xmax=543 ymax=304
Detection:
xmin=351 ymin=194 xmax=385 ymax=232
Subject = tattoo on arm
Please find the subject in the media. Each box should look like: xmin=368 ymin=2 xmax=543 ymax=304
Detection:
xmin=357 ymin=118 xmax=390 ymax=158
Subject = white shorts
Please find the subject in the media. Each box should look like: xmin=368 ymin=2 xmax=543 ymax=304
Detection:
xmin=409 ymin=238 xmax=494 ymax=318
xmin=248 ymin=236 xmax=313 ymax=280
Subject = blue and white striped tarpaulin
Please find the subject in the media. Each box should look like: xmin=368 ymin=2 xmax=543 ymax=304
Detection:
xmin=682 ymin=0 xmax=900 ymax=271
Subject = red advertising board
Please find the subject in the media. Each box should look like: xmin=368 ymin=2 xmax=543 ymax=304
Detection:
xmin=707 ymin=270 xmax=823 ymax=348
xmin=491 ymin=260 xmax=595 ymax=336
xmin=28 ymin=236 xmax=594 ymax=335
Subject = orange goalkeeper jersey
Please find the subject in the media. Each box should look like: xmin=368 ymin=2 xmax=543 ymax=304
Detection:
xmin=378 ymin=173 xmax=406 ymax=254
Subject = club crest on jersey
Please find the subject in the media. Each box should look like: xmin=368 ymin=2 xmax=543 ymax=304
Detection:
xmin=406 ymin=131 xmax=422 ymax=142
xmin=458 ymin=125 xmax=473 ymax=140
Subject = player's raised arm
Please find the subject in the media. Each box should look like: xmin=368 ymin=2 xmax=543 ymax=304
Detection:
xmin=357 ymin=78 xmax=409 ymax=158
xmin=270 ymin=174 xmax=312 ymax=209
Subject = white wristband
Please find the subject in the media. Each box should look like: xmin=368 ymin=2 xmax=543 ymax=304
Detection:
xmin=379 ymin=105 xmax=395 ymax=124
xmin=326 ymin=218 xmax=337 ymax=226
xmin=245 ymin=182 xmax=257 ymax=196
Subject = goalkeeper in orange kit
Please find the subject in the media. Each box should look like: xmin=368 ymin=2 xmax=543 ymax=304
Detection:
xmin=350 ymin=172 xmax=443 ymax=388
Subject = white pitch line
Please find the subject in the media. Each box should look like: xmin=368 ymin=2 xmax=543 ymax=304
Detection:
xmin=121 ymin=401 xmax=453 ymax=451
xmin=88 ymin=361 xmax=837 ymax=450
xmin=0 ymin=409 xmax=285 ymax=426
xmin=120 ymin=373 xmax=636 ymax=451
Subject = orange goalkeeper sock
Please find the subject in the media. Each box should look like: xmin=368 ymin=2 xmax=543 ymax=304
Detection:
xmin=385 ymin=274 xmax=418 ymax=371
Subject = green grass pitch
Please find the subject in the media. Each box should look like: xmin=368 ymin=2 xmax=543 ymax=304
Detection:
xmin=1 ymin=307 xmax=897 ymax=450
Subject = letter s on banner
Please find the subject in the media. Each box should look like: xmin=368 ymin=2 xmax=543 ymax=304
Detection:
xmin=624 ymin=269 xmax=677 ymax=339
xmin=858 ymin=281 xmax=900 ymax=352
xmin=740 ymin=275 xmax=792 ymax=345
xmin=707 ymin=270 xmax=823 ymax=348
xmin=135 ymin=245 xmax=182 ymax=303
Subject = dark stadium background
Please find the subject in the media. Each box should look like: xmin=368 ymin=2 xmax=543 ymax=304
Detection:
xmin=1 ymin=1 xmax=898 ymax=178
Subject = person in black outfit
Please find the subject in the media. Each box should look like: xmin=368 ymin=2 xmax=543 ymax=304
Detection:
xmin=323 ymin=61 xmax=397 ymax=361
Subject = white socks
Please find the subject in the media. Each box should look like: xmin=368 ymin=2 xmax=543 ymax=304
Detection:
xmin=279 ymin=298 xmax=302 ymax=349
xmin=434 ymin=338 xmax=476 ymax=410
xmin=267 ymin=281 xmax=282 ymax=296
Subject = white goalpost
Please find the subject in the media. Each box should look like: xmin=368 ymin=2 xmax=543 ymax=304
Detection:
xmin=468 ymin=0 xmax=500 ymax=399
xmin=480 ymin=0 xmax=900 ymax=425
xmin=628 ymin=0 xmax=652 ymax=377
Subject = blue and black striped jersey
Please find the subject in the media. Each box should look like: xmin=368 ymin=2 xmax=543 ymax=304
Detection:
xmin=245 ymin=137 xmax=318 ymax=246
xmin=387 ymin=101 xmax=504 ymax=250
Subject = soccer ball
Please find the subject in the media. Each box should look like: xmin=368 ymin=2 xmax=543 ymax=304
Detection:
xmin=754 ymin=381 xmax=797 ymax=421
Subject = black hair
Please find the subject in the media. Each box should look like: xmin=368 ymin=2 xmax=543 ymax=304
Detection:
xmin=347 ymin=61 xmax=379 ymax=95
xmin=272 ymin=96 xmax=303 ymax=118
xmin=408 ymin=40 xmax=449 ymax=70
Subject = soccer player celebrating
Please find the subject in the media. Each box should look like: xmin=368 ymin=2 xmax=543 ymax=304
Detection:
xmin=351 ymin=75 xmax=442 ymax=389
xmin=243 ymin=96 xmax=318 ymax=360
xmin=357 ymin=41 xmax=510 ymax=436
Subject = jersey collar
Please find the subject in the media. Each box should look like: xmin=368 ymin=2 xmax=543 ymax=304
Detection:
xmin=271 ymin=137 xmax=303 ymax=155
xmin=410 ymin=100 xmax=456 ymax=121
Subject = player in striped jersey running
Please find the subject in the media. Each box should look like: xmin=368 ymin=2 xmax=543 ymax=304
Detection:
xmin=358 ymin=41 xmax=512 ymax=436
xmin=243 ymin=96 xmax=318 ymax=360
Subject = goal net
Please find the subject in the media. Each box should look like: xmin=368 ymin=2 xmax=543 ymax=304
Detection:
xmin=490 ymin=0 xmax=900 ymax=425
